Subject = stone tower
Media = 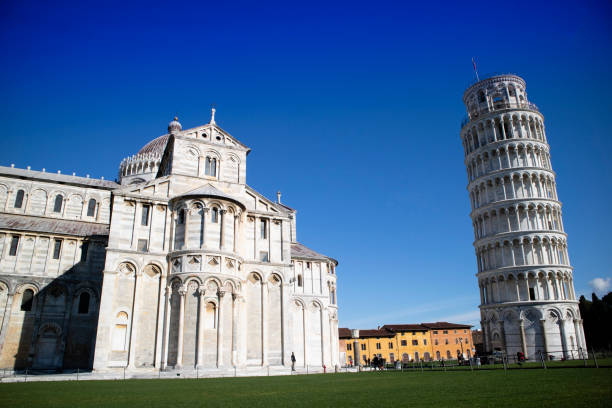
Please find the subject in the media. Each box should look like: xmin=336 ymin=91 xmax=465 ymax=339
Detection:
xmin=460 ymin=74 xmax=586 ymax=361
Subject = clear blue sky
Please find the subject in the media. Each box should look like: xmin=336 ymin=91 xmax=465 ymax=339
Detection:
xmin=1 ymin=1 xmax=611 ymax=329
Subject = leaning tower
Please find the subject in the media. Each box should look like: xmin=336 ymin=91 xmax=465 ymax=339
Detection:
xmin=460 ymin=74 xmax=586 ymax=361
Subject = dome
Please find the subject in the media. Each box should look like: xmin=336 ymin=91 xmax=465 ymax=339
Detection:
xmin=137 ymin=134 xmax=169 ymax=156
xmin=168 ymin=116 xmax=182 ymax=134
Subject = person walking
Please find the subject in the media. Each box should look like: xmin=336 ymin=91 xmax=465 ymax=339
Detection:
xmin=291 ymin=352 xmax=296 ymax=371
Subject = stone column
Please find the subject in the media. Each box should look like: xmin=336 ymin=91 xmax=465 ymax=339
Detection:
xmin=0 ymin=292 xmax=14 ymax=355
xmin=196 ymin=286 xmax=206 ymax=368
xmin=220 ymin=210 xmax=226 ymax=250
xmin=183 ymin=209 xmax=189 ymax=250
xmin=559 ymin=318 xmax=568 ymax=359
xmin=231 ymin=293 xmax=240 ymax=367
xmin=154 ymin=274 xmax=166 ymax=369
xmin=161 ymin=286 xmax=172 ymax=370
xmin=216 ymin=290 xmax=225 ymax=367
xmin=233 ymin=214 xmax=238 ymax=253
xmin=480 ymin=320 xmax=489 ymax=352
xmin=540 ymin=319 xmax=549 ymax=358
xmin=128 ymin=271 xmax=141 ymax=368
xmin=176 ymin=285 xmax=187 ymax=369
xmin=519 ymin=319 xmax=528 ymax=359
xmin=499 ymin=320 xmax=507 ymax=351
xmin=351 ymin=329 xmax=360 ymax=366
xmin=261 ymin=282 xmax=268 ymax=366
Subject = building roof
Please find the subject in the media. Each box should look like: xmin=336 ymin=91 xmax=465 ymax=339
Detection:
xmin=172 ymin=184 xmax=246 ymax=209
xmin=381 ymin=324 xmax=428 ymax=332
xmin=0 ymin=213 xmax=109 ymax=238
xmin=357 ymin=329 xmax=395 ymax=338
xmin=421 ymin=322 xmax=473 ymax=330
xmin=0 ymin=166 xmax=118 ymax=189
xmin=338 ymin=328 xmax=352 ymax=339
xmin=291 ymin=242 xmax=337 ymax=265
xmin=137 ymin=134 xmax=170 ymax=156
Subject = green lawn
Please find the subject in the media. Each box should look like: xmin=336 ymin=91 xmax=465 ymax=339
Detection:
xmin=1 ymin=368 xmax=611 ymax=408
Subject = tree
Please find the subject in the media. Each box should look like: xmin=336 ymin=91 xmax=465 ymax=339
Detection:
xmin=579 ymin=292 xmax=612 ymax=350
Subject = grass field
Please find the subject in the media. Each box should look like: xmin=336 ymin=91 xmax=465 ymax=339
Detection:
xmin=1 ymin=367 xmax=611 ymax=408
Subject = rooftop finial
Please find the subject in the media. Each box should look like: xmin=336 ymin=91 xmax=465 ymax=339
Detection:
xmin=277 ymin=190 xmax=281 ymax=204
xmin=210 ymin=104 xmax=216 ymax=125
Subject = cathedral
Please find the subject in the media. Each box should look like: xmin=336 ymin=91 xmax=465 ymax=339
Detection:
xmin=0 ymin=111 xmax=340 ymax=372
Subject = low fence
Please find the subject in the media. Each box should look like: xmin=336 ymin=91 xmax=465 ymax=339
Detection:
xmin=1 ymin=349 xmax=609 ymax=382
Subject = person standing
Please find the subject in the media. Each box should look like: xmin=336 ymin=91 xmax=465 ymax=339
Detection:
xmin=291 ymin=352 xmax=296 ymax=371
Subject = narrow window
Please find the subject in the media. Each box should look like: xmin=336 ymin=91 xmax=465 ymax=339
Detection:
xmin=14 ymin=189 xmax=24 ymax=208
xmin=260 ymin=219 xmax=267 ymax=239
xmin=137 ymin=239 xmax=148 ymax=252
xmin=78 ymin=292 xmax=90 ymax=314
xmin=347 ymin=343 xmax=352 ymax=351
xmin=87 ymin=199 xmax=97 ymax=217
xmin=178 ymin=209 xmax=185 ymax=224
xmin=211 ymin=158 xmax=217 ymax=177
xmin=361 ymin=344 xmax=366 ymax=351
xmin=376 ymin=343 xmax=381 ymax=350
xmin=205 ymin=157 xmax=211 ymax=175
xmin=80 ymin=241 xmax=89 ymax=263
xmin=529 ymin=287 xmax=536 ymax=300
xmin=9 ymin=236 xmax=19 ymax=256
xmin=297 ymin=274 xmax=303 ymax=287
xmin=388 ymin=342 xmax=393 ymax=349
xmin=20 ymin=289 xmax=34 ymax=311
xmin=211 ymin=208 xmax=218 ymax=223
xmin=424 ymin=339 xmax=427 ymax=345
xmin=141 ymin=204 xmax=150 ymax=226
xmin=435 ymin=339 xmax=439 ymax=345
xmin=53 ymin=195 xmax=63 ymax=213
xmin=53 ymin=239 xmax=62 ymax=259
xmin=306 ymin=262 xmax=311 ymax=269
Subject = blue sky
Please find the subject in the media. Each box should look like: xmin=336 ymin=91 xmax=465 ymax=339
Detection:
xmin=1 ymin=1 xmax=611 ymax=329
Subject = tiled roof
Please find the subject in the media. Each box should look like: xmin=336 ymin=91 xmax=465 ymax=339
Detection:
xmin=0 ymin=166 xmax=118 ymax=189
xmin=338 ymin=328 xmax=352 ymax=339
xmin=137 ymin=134 xmax=169 ymax=156
xmin=381 ymin=324 xmax=428 ymax=332
xmin=0 ymin=213 xmax=109 ymax=237
xmin=291 ymin=242 xmax=337 ymax=264
xmin=421 ymin=322 xmax=473 ymax=330
xmin=357 ymin=329 xmax=395 ymax=338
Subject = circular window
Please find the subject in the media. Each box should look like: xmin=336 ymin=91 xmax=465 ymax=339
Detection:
xmin=216 ymin=136 xmax=221 ymax=141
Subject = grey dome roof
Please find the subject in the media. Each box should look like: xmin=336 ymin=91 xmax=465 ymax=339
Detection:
xmin=137 ymin=134 xmax=169 ymax=156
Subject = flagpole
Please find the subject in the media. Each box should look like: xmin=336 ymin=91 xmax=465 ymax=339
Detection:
xmin=472 ymin=57 xmax=480 ymax=82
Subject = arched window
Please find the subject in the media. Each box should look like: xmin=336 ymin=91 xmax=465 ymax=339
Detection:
xmin=78 ymin=292 xmax=90 ymax=314
xmin=478 ymin=91 xmax=485 ymax=103
xmin=87 ymin=199 xmax=96 ymax=217
xmin=211 ymin=207 xmax=218 ymax=223
xmin=178 ymin=209 xmax=185 ymax=224
xmin=53 ymin=194 xmax=63 ymax=213
xmin=436 ymin=351 xmax=441 ymax=360
xmin=446 ymin=350 xmax=451 ymax=359
xmin=205 ymin=156 xmax=217 ymax=177
xmin=21 ymin=289 xmax=34 ymax=311
xmin=297 ymin=274 xmax=303 ymax=287
xmin=14 ymin=189 xmax=24 ymax=208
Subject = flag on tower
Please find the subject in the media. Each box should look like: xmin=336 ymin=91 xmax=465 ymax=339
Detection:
xmin=472 ymin=57 xmax=480 ymax=81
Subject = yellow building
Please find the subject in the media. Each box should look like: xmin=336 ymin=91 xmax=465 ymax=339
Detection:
xmin=340 ymin=322 xmax=475 ymax=365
